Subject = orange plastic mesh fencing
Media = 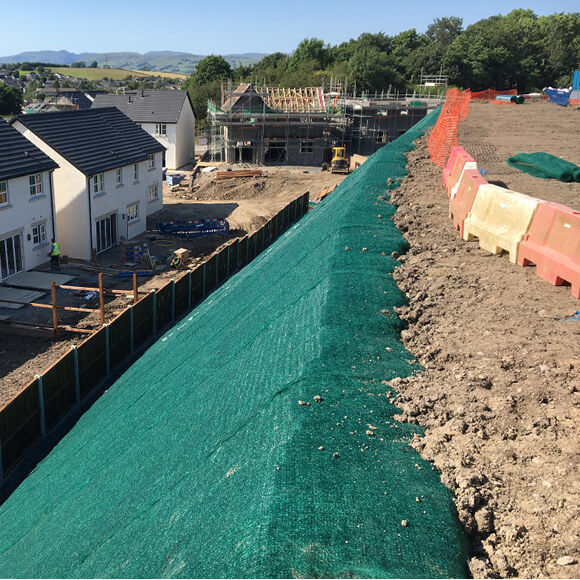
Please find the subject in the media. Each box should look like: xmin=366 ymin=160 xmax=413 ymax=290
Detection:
xmin=428 ymin=89 xmax=471 ymax=168
xmin=471 ymin=88 xmax=517 ymax=101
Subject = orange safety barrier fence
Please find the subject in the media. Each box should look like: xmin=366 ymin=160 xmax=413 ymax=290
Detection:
xmin=471 ymin=89 xmax=518 ymax=101
xmin=428 ymin=89 xmax=471 ymax=168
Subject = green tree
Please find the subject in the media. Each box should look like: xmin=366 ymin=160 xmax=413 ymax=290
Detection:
xmin=347 ymin=47 xmax=407 ymax=92
xmin=538 ymin=12 xmax=580 ymax=86
xmin=0 ymin=83 xmax=23 ymax=115
xmin=288 ymin=38 xmax=327 ymax=72
xmin=446 ymin=10 xmax=543 ymax=92
xmin=189 ymin=55 xmax=232 ymax=86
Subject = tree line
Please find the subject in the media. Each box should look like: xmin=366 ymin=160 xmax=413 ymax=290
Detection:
xmin=185 ymin=10 xmax=579 ymax=124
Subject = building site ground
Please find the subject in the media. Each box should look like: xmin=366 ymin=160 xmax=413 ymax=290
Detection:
xmin=0 ymin=100 xmax=579 ymax=578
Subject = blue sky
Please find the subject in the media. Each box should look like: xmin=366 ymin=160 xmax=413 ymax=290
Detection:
xmin=1 ymin=0 xmax=577 ymax=56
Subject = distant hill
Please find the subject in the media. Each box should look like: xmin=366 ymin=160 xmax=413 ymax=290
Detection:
xmin=0 ymin=50 xmax=268 ymax=74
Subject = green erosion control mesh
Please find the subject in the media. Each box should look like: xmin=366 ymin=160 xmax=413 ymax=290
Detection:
xmin=507 ymin=152 xmax=580 ymax=182
xmin=0 ymin=106 xmax=470 ymax=579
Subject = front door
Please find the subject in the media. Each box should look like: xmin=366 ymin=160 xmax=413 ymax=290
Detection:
xmin=0 ymin=233 xmax=24 ymax=281
xmin=96 ymin=214 xmax=117 ymax=254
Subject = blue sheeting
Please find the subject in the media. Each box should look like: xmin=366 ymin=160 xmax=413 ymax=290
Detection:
xmin=544 ymin=88 xmax=571 ymax=106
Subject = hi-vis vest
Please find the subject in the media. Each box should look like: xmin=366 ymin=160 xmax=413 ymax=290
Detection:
xmin=51 ymin=242 xmax=60 ymax=256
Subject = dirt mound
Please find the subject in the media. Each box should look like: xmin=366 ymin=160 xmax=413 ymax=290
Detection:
xmin=389 ymin=101 xmax=580 ymax=578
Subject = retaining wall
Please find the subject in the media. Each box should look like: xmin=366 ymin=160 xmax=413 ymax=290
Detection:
xmin=0 ymin=192 xmax=310 ymax=499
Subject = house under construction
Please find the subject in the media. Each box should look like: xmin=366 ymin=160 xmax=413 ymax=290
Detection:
xmin=207 ymin=83 xmax=436 ymax=166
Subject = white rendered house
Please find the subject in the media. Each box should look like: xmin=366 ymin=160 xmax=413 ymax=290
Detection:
xmin=0 ymin=119 xmax=59 ymax=281
xmin=92 ymin=90 xmax=195 ymax=170
xmin=12 ymin=108 xmax=165 ymax=262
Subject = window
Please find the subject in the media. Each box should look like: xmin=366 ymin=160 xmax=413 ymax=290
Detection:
xmin=0 ymin=181 xmax=7 ymax=205
xmin=115 ymin=167 xmax=123 ymax=185
xmin=32 ymin=223 xmax=47 ymax=246
xmin=155 ymin=123 xmax=167 ymax=135
xmin=133 ymin=164 xmax=139 ymax=182
xmin=376 ymin=131 xmax=387 ymax=144
xmin=127 ymin=202 xmax=139 ymax=223
xmin=29 ymin=174 xmax=42 ymax=196
xmin=148 ymin=153 xmax=155 ymax=169
xmin=149 ymin=183 xmax=159 ymax=201
xmin=299 ymin=141 xmax=313 ymax=154
xmin=92 ymin=173 xmax=104 ymax=194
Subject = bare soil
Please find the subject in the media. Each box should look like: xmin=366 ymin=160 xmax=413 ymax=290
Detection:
xmin=389 ymin=101 xmax=580 ymax=578
xmin=1 ymin=101 xmax=579 ymax=578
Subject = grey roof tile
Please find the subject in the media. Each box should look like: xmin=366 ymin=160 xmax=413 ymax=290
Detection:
xmin=91 ymin=90 xmax=193 ymax=123
xmin=13 ymin=108 xmax=165 ymax=176
xmin=0 ymin=118 xmax=59 ymax=181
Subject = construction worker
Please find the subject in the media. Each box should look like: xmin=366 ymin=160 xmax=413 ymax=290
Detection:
xmin=49 ymin=238 xmax=60 ymax=270
xmin=170 ymin=255 xmax=182 ymax=270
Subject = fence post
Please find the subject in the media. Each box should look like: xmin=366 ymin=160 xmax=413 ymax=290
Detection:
xmin=202 ymin=261 xmax=207 ymax=298
xmin=187 ymin=271 xmax=192 ymax=310
xmin=36 ymin=375 xmax=46 ymax=439
xmin=152 ymin=290 xmax=157 ymax=337
xmin=215 ymin=252 xmax=219 ymax=286
xmin=171 ymin=279 xmax=175 ymax=321
xmin=72 ymin=345 xmax=80 ymax=404
xmin=129 ymin=305 xmax=134 ymax=354
xmin=0 ymin=430 xmax=3 ymax=485
xmin=51 ymin=281 xmax=58 ymax=340
xmin=104 ymin=324 xmax=110 ymax=375
xmin=226 ymin=244 xmax=230 ymax=278
xmin=99 ymin=273 xmax=105 ymax=327
xmin=133 ymin=272 xmax=138 ymax=304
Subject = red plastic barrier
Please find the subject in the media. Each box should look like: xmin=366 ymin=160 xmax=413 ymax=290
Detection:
xmin=449 ymin=168 xmax=488 ymax=237
xmin=442 ymin=146 xmax=477 ymax=196
xmin=517 ymin=201 xmax=580 ymax=298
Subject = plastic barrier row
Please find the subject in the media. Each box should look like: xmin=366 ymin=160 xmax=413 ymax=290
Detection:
xmin=443 ymin=146 xmax=580 ymax=297
xmin=0 ymin=192 xmax=310 ymax=496
xmin=428 ymin=89 xmax=471 ymax=168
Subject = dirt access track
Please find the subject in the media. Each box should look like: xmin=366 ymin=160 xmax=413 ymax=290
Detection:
xmin=1 ymin=100 xmax=579 ymax=578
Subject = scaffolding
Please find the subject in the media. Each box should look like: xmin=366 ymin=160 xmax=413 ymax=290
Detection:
xmin=207 ymin=83 xmax=440 ymax=166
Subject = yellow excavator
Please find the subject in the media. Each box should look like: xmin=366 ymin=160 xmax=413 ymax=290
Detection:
xmin=330 ymin=145 xmax=350 ymax=174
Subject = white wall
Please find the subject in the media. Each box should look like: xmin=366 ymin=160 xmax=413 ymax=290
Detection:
xmin=0 ymin=171 xmax=55 ymax=279
xmin=175 ymin=100 xmax=195 ymax=169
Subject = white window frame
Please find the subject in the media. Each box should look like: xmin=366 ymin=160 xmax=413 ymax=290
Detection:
xmin=29 ymin=173 xmax=42 ymax=197
xmin=155 ymin=123 xmax=167 ymax=135
xmin=148 ymin=153 xmax=155 ymax=169
xmin=149 ymin=183 xmax=159 ymax=201
xmin=133 ymin=163 xmax=139 ymax=182
xmin=0 ymin=180 xmax=8 ymax=206
xmin=32 ymin=222 xmax=47 ymax=246
xmin=115 ymin=167 xmax=123 ymax=186
xmin=92 ymin=173 xmax=104 ymax=195
xmin=299 ymin=141 xmax=313 ymax=154
xmin=127 ymin=202 xmax=139 ymax=223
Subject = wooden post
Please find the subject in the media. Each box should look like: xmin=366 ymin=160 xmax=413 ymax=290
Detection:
xmin=99 ymin=273 xmax=105 ymax=327
xmin=133 ymin=272 xmax=138 ymax=304
xmin=51 ymin=281 xmax=58 ymax=340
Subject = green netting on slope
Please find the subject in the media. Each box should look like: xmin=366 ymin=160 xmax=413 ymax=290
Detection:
xmin=0 ymin=105 xmax=470 ymax=579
